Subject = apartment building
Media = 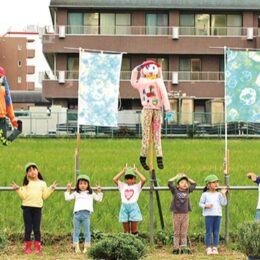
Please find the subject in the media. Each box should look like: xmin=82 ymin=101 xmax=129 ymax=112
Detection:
xmin=42 ymin=0 xmax=260 ymax=124
xmin=0 ymin=31 xmax=50 ymax=109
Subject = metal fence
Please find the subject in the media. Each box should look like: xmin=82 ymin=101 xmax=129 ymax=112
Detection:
xmin=1 ymin=185 xmax=257 ymax=243
xmin=12 ymin=110 xmax=260 ymax=138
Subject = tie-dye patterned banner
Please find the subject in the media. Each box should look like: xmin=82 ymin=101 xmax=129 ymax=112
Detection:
xmin=78 ymin=50 xmax=122 ymax=127
xmin=225 ymin=49 xmax=260 ymax=122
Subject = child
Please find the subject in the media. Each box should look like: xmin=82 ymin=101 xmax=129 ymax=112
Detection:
xmin=0 ymin=66 xmax=22 ymax=145
xmin=168 ymin=173 xmax=196 ymax=254
xmin=199 ymin=174 xmax=227 ymax=255
xmin=12 ymin=162 xmax=56 ymax=254
xmin=113 ymin=165 xmax=146 ymax=235
xmin=247 ymin=172 xmax=260 ymax=220
xmin=65 ymin=174 xmax=103 ymax=253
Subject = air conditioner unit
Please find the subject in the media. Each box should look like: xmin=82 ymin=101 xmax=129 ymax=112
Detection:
xmin=172 ymin=27 xmax=179 ymax=39
xmin=59 ymin=26 xmax=66 ymax=38
xmin=172 ymin=72 xmax=178 ymax=84
xmin=58 ymin=71 xmax=65 ymax=84
xmin=247 ymin=27 xmax=253 ymax=40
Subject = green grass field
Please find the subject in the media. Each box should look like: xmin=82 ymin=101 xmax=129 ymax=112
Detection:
xmin=0 ymin=138 xmax=259 ymax=239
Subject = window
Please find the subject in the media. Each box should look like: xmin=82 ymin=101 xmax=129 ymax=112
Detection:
xmin=83 ymin=13 xmax=99 ymax=34
xmin=121 ymin=57 xmax=131 ymax=80
xmin=219 ymin=57 xmax=224 ymax=80
xmin=146 ymin=13 xmax=168 ymax=35
xmin=180 ymin=13 xmax=242 ymax=36
xmin=67 ymin=55 xmax=79 ymax=80
xmin=116 ymin=13 xmax=131 ymax=35
xmin=17 ymin=44 xmax=22 ymax=51
xmin=227 ymin=15 xmax=242 ymax=35
xmin=100 ymin=13 xmax=131 ymax=35
xmin=179 ymin=58 xmax=201 ymax=80
xmin=17 ymin=76 xmax=22 ymax=84
xmin=212 ymin=15 xmax=227 ymax=35
xmin=68 ymin=13 xmax=83 ymax=34
xmin=195 ymin=14 xmax=210 ymax=36
xmin=180 ymin=14 xmax=195 ymax=35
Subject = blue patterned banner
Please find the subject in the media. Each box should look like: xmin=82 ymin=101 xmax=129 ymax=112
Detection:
xmin=226 ymin=49 xmax=260 ymax=122
xmin=78 ymin=51 xmax=122 ymax=127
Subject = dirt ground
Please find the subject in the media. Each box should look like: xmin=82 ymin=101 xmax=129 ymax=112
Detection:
xmin=0 ymin=243 xmax=247 ymax=260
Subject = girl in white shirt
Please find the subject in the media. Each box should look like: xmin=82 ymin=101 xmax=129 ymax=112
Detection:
xmin=65 ymin=174 xmax=103 ymax=253
xmin=113 ymin=165 xmax=146 ymax=236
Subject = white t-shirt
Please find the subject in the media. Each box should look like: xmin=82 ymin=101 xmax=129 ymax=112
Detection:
xmin=118 ymin=181 xmax=142 ymax=204
xmin=64 ymin=190 xmax=103 ymax=213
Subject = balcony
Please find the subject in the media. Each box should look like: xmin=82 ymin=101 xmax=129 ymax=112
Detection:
xmin=44 ymin=25 xmax=258 ymax=37
xmin=42 ymin=70 xmax=224 ymax=99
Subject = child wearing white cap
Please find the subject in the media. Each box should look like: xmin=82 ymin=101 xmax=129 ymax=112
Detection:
xmin=65 ymin=174 xmax=103 ymax=254
xmin=113 ymin=165 xmax=146 ymax=236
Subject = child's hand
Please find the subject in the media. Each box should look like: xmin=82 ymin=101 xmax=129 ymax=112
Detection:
xmin=50 ymin=181 xmax=57 ymax=190
xmin=66 ymin=182 xmax=72 ymax=191
xmin=12 ymin=182 xmax=19 ymax=190
xmin=247 ymin=172 xmax=257 ymax=181
xmin=123 ymin=164 xmax=128 ymax=172
xmin=205 ymin=203 xmax=213 ymax=209
xmin=221 ymin=187 xmax=228 ymax=195
xmin=96 ymin=184 xmax=101 ymax=193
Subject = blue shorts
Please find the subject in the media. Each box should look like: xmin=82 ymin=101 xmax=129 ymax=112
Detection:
xmin=119 ymin=202 xmax=142 ymax=222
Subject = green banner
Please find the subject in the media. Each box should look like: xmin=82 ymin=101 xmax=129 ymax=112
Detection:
xmin=226 ymin=49 xmax=260 ymax=122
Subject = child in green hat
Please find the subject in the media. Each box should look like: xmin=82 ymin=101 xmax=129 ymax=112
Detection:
xmin=12 ymin=162 xmax=56 ymax=254
xmin=199 ymin=174 xmax=227 ymax=256
xmin=168 ymin=173 xmax=196 ymax=255
xmin=65 ymin=174 xmax=103 ymax=254
xmin=113 ymin=164 xmax=146 ymax=236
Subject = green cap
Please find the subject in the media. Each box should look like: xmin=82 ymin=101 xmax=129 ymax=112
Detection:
xmin=176 ymin=174 xmax=188 ymax=184
xmin=125 ymin=167 xmax=137 ymax=177
xmin=77 ymin=174 xmax=90 ymax=182
xmin=25 ymin=162 xmax=38 ymax=172
xmin=204 ymin=174 xmax=219 ymax=184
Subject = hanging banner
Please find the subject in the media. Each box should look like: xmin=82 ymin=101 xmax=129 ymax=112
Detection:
xmin=78 ymin=50 xmax=122 ymax=127
xmin=225 ymin=49 xmax=260 ymax=122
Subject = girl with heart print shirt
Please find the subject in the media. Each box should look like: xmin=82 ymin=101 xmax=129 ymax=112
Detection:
xmin=113 ymin=165 xmax=146 ymax=236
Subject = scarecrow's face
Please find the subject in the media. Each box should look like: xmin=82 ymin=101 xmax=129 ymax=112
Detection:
xmin=142 ymin=63 xmax=159 ymax=78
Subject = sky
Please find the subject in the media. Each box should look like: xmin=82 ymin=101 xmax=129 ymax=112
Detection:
xmin=0 ymin=0 xmax=52 ymax=35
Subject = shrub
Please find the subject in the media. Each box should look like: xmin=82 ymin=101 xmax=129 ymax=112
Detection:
xmin=0 ymin=232 xmax=8 ymax=250
xmin=88 ymin=233 xmax=146 ymax=260
xmin=237 ymin=221 xmax=260 ymax=258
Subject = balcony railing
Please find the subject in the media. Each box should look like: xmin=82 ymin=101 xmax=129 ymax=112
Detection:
xmin=44 ymin=25 xmax=260 ymax=37
xmin=43 ymin=70 xmax=224 ymax=82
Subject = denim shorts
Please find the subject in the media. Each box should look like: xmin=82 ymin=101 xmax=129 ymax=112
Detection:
xmin=119 ymin=202 xmax=142 ymax=222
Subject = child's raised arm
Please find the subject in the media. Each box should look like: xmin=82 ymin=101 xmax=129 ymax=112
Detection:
xmin=134 ymin=166 xmax=146 ymax=187
xmin=113 ymin=164 xmax=128 ymax=185
xmin=168 ymin=174 xmax=182 ymax=182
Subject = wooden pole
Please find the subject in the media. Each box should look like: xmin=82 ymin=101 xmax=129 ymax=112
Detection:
xmin=75 ymin=132 xmax=80 ymax=184
xmin=148 ymin=118 xmax=165 ymax=244
xmin=149 ymin=123 xmax=154 ymax=244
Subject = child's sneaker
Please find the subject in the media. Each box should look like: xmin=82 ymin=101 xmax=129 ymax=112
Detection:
xmin=206 ymin=247 xmax=212 ymax=255
xmin=74 ymin=243 xmax=81 ymax=253
xmin=83 ymin=243 xmax=90 ymax=253
xmin=212 ymin=247 xmax=218 ymax=254
xmin=172 ymin=248 xmax=180 ymax=254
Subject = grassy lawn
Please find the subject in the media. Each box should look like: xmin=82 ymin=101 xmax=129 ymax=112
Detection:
xmin=0 ymin=138 xmax=259 ymax=258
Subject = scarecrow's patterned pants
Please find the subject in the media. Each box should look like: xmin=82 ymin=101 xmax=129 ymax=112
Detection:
xmin=0 ymin=117 xmax=22 ymax=145
xmin=140 ymin=109 xmax=162 ymax=157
